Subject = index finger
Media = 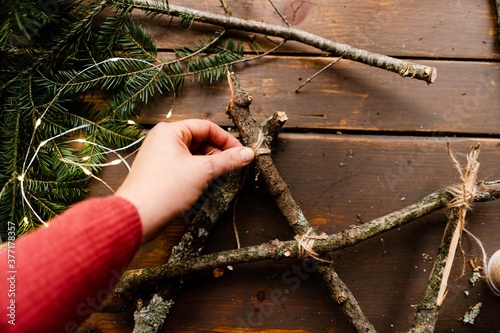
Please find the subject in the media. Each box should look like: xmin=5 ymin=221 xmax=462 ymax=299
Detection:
xmin=175 ymin=119 xmax=242 ymax=152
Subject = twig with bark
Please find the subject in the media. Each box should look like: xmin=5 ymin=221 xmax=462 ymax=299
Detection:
xmin=132 ymin=171 xmax=242 ymax=333
xmin=409 ymin=144 xmax=481 ymax=333
xmin=116 ymin=190 xmax=448 ymax=294
xmin=219 ymin=0 xmax=231 ymax=16
xmin=267 ymin=0 xmax=291 ymax=26
xmin=115 ymin=181 xmax=500 ymax=295
xmin=131 ymin=112 xmax=288 ymax=332
xmin=295 ymin=57 xmax=342 ymax=92
xmin=225 ymin=72 xmax=376 ymax=333
xmin=119 ymin=0 xmax=437 ymax=84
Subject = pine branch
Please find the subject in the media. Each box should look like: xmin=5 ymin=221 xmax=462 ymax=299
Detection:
xmin=183 ymin=38 xmax=244 ymax=84
xmin=1 ymin=1 xmax=174 ymax=237
xmin=0 ymin=0 xmax=106 ymax=93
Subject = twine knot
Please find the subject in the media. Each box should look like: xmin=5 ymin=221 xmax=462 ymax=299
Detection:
xmin=250 ymin=130 xmax=271 ymax=155
xmin=294 ymin=228 xmax=332 ymax=263
xmin=436 ymin=142 xmax=481 ymax=306
xmin=445 ymin=142 xmax=480 ymax=211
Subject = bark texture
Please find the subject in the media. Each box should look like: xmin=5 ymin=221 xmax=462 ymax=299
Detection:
xmin=132 ymin=171 xmax=242 ymax=333
xmin=225 ymin=72 xmax=376 ymax=333
xmin=125 ymin=1 xmax=437 ymax=83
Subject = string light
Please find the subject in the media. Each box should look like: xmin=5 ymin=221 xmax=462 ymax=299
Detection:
xmin=79 ymin=166 xmax=116 ymax=194
xmin=79 ymin=166 xmax=92 ymax=175
xmin=23 ymin=124 xmax=90 ymax=179
xmin=19 ymin=90 xmax=94 ymax=224
xmin=19 ymin=176 xmax=48 ymax=228
xmin=19 ymin=56 xmax=165 ymax=228
xmin=64 ymin=134 xmax=145 ymax=171
xmin=61 ymin=157 xmax=123 ymax=168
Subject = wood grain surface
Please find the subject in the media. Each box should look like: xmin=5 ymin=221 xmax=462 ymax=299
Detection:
xmin=81 ymin=1 xmax=500 ymax=332
xmin=140 ymin=56 xmax=499 ymax=135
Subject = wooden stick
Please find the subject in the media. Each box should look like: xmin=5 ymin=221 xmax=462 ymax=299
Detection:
xmin=219 ymin=0 xmax=232 ymax=16
xmin=114 ymin=189 xmax=446 ymax=293
xmin=267 ymin=0 xmax=291 ymax=26
xmin=130 ymin=112 xmax=288 ymax=332
xmin=123 ymin=1 xmax=437 ymax=84
xmin=114 ymin=180 xmax=500 ymax=294
xmin=409 ymin=144 xmax=481 ymax=333
xmin=132 ymin=171 xmax=243 ymax=332
xmin=295 ymin=57 xmax=342 ymax=92
xmin=225 ymin=72 xmax=376 ymax=333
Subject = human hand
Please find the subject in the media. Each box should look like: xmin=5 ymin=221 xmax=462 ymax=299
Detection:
xmin=115 ymin=119 xmax=255 ymax=243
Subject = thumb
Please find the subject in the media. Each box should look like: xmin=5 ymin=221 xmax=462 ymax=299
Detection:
xmin=208 ymin=147 xmax=255 ymax=177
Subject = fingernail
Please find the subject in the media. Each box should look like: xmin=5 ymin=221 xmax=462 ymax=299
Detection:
xmin=240 ymin=147 xmax=255 ymax=162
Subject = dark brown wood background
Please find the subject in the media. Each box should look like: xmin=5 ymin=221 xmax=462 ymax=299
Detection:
xmin=80 ymin=1 xmax=500 ymax=332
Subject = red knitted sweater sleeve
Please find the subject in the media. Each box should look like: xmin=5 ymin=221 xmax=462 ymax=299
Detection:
xmin=0 ymin=196 xmax=143 ymax=333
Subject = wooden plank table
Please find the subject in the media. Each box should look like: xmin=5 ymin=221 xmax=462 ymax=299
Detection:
xmin=80 ymin=1 xmax=500 ymax=332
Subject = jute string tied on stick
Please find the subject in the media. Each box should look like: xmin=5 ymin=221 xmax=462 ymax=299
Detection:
xmin=444 ymin=143 xmax=500 ymax=298
xmin=436 ymin=142 xmax=481 ymax=306
xmin=445 ymin=142 xmax=480 ymax=211
xmin=294 ymin=228 xmax=332 ymax=263
xmin=250 ymin=130 xmax=271 ymax=155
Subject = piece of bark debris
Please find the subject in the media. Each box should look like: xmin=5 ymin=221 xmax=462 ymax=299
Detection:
xmin=469 ymin=258 xmax=484 ymax=272
xmin=469 ymin=272 xmax=482 ymax=286
xmin=213 ymin=267 xmax=224 ymax=278
xmin=461 ymin=302 xmax=482 ymax=324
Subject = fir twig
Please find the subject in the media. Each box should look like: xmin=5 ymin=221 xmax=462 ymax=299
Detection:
xmin=0 ymin=2 xmax=159 ymax=236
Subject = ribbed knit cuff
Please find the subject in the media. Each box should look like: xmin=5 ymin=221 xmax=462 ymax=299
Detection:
xmin=6 ymin=196 xmax=142 ymax=333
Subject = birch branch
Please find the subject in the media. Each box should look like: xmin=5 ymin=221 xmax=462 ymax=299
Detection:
xmin=225 ymin=72 xmax=375 ymax=333
xmin=121 ymin=0 xmax=437 ymax=84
